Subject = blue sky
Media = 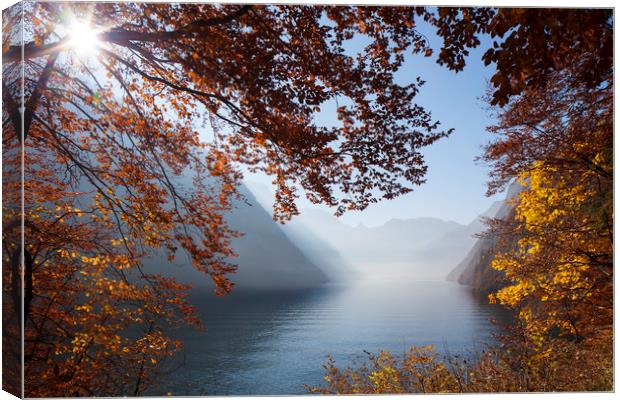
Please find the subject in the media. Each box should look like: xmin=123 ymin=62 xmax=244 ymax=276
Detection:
xmin=244 ymin=20 xmax=505 ymax=227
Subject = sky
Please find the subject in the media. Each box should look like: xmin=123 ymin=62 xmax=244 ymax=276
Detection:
xmin=243 ymin=20 xmax=505 ymax=227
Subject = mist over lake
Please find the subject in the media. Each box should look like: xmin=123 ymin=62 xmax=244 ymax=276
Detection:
xmin=157 ymin=279 xmax=511 ymax=396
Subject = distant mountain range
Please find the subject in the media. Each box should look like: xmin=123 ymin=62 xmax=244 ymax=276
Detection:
xmin=245 ymin=180 xmax=499 ymax=281
xmin=150 ymin=175 xmax=520 ymax=292
xmin=284 ymin=210 xmax=468 ymax=280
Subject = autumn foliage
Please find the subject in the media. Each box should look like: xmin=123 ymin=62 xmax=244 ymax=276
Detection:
xmin=309 ymin=7 xmax=613 ymax=395
xmin=2 ymin=3 xmax=454 ymax=397
xmin=483 ymin=66 xmax=613 ymax=390
xmin=310 ymin=70 xmax=613 ymax=393
xmin=1 ymin=3 xmax=613 ymax=396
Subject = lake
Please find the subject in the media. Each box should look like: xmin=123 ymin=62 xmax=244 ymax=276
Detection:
xmin=155 ymin=279 xmax=511 ymax=396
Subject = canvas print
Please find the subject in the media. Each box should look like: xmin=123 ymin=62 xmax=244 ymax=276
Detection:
xmin=1 ymin=2 xmax=613 ymax=397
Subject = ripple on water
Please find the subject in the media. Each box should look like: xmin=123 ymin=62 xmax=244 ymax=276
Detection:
xmin=154 ymin=280 xmax=511 ymax=396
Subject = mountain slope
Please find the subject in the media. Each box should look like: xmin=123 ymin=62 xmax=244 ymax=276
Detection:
xmin=146 ymin=182 xmax=327 ymax=291
xmin=278 ymin=220 xmax=356 ymax=282
xmin=227 ymin=185 xmax=328 ymax=289
xmin=446 ymin=182 xmax=523 ymax=292
xmin=243 ymin=181 xmax=355 ymax=281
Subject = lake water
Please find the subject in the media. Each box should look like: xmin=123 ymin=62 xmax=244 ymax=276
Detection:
xmin=156 ymin=279 xmax=511 ymax=396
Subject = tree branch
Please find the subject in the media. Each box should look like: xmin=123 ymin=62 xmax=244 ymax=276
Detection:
xmin=2 ymin=5 xmax=253 ymax=63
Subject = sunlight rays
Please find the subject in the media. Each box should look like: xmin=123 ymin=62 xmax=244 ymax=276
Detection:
xmin=65 ymin=20 xmax=101 ymax=55
xmin=61 ymin=9 xmax=106 ymax=58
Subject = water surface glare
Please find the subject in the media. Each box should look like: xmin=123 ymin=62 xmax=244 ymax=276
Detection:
xmin=159 ymin=280 xmax=510 ymax=396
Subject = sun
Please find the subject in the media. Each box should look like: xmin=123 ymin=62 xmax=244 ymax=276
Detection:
xmin=65 ymin=20 xmax=102 ymax=56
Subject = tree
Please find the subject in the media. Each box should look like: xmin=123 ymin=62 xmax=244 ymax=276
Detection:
xmin=484 ymin=67 xmax=613 ymax=389
xmin=3 ymin=3 xmax=450 ymax=396
xmin=433 ymin=9 xmax=613 ymax=386
xmin=428 ymin=8 xmax=613 ymax=106
xmin=442 ymin=7 xmax=613 ymax=390
xmin=431 ymin=7 xmax=613 ymax=390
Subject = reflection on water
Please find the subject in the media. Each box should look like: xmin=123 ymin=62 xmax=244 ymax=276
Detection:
xmin=154 ymin=280 xmax=511 ymax=396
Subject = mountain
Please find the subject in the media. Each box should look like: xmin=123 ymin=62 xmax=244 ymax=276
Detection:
xmin=277 ymin=220 xmax=356 ymax=282
xmin=284 ymin=209 xmax=471 ymax=280
xmin=226 ymin=185 xmax=328 ymax=289
xmin=243 ymin=179 xmax=507 ymax=281
xmin=242 ymin=181 xmax=355 ymax=282
xmin=446 ymin=182 xmax=524 ymax=292
xmin=419 ymin=200 xmax=503 ymax=282
xmin=146 ymin=181 xmax=327 ymax=291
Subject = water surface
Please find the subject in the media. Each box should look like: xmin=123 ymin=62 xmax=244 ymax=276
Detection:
xmin=157 ymin=279 xmax=510 ymax=396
